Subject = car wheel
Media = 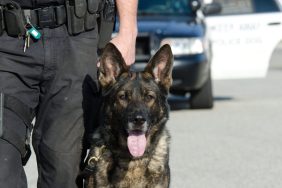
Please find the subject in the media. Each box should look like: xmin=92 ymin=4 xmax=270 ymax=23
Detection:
xmin=190 ymin=73 xmax=213 ymax=109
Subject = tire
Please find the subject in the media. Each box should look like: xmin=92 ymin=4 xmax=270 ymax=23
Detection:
xmin=190 ymin=74 xmax=214 ymax=109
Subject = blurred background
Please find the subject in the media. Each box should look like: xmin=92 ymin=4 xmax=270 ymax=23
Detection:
xmin=25 ymin=0 xmax=282 ymax=187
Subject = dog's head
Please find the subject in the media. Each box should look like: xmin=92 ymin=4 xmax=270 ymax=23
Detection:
xmin=99 ymin=43 xmax=173 ymax=158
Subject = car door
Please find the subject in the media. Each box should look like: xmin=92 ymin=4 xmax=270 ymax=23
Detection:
xmin=205 ymin=0 xmax=282 ymax=79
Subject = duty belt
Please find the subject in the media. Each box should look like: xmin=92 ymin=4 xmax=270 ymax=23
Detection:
xmin=0 ymin=4 xmax=68 ymax=33
xmin=0 ymin=1 xmax=102 ymax=37
xmin=24 ymin=5 xmax=67 ymax=29
xmin=0 ymin=0 xmax=115 ymax=49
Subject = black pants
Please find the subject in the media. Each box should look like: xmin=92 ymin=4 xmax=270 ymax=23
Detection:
xmin=0 ymin=25 xmax=98 ymax=188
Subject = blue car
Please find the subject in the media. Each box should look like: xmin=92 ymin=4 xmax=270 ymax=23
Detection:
xmin=131 ymin=0 xmax=221 ymax=109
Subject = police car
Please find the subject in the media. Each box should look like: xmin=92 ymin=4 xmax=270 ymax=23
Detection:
xmin=131 ymin=0 xmax=221 ymax=109
xmin=205 ymin=0 xmax=282 ymax=79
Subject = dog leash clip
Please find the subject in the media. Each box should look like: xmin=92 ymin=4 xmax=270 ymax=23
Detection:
xmin=88 ymin=145 xmax=106 ymax=166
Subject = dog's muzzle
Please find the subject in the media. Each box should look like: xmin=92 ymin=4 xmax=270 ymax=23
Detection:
xmin=126 ymin=113 xmax=149 ymax=158
xmin=127 ymin=113 xmax=149 ymax=133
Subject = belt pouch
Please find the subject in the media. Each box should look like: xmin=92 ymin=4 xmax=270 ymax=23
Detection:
xmin=66 ymin=0 xmax=85 ymax=35
xmin=55 ymin=6 xmax=67 ymax=25
xmin=87 ymin=0 xmax=99 ymax=14
xmin=3 ymin=3 xmax=26 ymax=37
xmin=74 ymin=0 xmax=87 ymax=18
xmin=84 ymin=12 xmax=95 ymax=31
xmin=98 ymin=0 xmax=115 ymax=49
xmin=84 ymin=0 xmax=100 ymax=31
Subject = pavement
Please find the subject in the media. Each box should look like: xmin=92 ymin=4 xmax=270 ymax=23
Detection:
xmin=169 ymin=46 xmax=282 ymax=188
xmin=25 ymin=45 xmax=282 ymax=188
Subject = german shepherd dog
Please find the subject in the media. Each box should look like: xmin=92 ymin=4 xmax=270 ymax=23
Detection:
xmin=85 ymin=43 xmax=173 ymax=188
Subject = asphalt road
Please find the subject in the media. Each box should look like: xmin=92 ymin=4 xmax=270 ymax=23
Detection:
xmin=25 ymin=45 xmax=282 ymax=188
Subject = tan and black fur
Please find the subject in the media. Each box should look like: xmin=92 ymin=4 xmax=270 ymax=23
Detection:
xmin=85 ymin=43 xmax=174 ymax=188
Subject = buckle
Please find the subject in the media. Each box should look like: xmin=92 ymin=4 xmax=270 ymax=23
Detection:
xmin=37 ymin=7 xmax=56 ymax=28
xmin=87 ymin=145 xmax=106 ymax=166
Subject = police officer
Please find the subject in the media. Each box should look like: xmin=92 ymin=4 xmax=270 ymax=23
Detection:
xmin=0 ymin=0 xmax=137 ymax=187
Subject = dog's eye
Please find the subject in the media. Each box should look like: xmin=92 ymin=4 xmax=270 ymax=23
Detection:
xmin=118 ymin=94 xmax=127 ymax=100
xmin=145 ymin=94 xmax=155 ymax=102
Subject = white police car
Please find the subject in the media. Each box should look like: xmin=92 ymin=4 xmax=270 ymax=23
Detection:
xmin=131 ymin=0 xmax=221 ymax=109
xmin=205 ymin=0 xmax=282 ymax=79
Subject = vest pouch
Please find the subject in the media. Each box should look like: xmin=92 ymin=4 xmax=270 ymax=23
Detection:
xmin=3 ymin=3 xmax=26 ymax=37
xmin=66 ymin=0 xmax=84 ymax=35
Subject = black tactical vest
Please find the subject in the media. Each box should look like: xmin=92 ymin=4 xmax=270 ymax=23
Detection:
xmin=11 ymin=0 xmax=65 ymax=8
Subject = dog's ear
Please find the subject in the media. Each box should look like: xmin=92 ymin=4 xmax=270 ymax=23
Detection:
xmin=144 ymin=44 xmax=174 ymax=91
xmin=99 ymin=43 xmax=129 ymax=88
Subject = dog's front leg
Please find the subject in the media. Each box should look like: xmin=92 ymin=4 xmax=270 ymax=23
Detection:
xmin=146 ymin=166 xmax=170 ymax=188
xmin=85 ymin=153 xmax=112 ymax=188
xmin=147 ymin=129 xmax=170 ymax=188
xmin=94 ymin=158 xmax=113 ymax=188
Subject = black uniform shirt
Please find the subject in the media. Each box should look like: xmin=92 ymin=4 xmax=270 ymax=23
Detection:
xmin=12 ymin=0 xmax=65 ymax=8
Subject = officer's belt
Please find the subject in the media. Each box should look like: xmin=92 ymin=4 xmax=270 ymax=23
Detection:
xmin=24 ymin=5 xmax=68 ymax=29
xmin=0 ymin=0 xmax=114 ymax=49
xmin=0 ymin=4 xmax=101 ymax=30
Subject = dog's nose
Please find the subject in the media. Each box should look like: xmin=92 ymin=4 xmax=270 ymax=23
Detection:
xmin=133 ymin=115 xmax=146 ymax=125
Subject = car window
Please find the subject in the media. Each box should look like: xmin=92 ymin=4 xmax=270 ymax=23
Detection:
xmin=253 ymin=0 xmax=280 ymax=13
xmin=213 ymin=0 xmax=254 ymax=15
xmin=212 ymin=0 xmax=280 ymax=15
xmin=138 ymin=0 xmax=192 ymax=15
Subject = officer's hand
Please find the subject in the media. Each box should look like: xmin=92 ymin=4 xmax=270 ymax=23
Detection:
xmin=110 ymin=31 xmax=137 ymax=66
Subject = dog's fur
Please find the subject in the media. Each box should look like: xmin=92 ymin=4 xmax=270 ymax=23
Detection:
xmin=85 ymin=43 xmax=173 ymax=188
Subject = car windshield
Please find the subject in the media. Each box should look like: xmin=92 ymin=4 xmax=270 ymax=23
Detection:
xmin=138 ymin=0 xmax=193 ymax=16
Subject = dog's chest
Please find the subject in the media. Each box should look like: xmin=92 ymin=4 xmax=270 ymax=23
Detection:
xmin=111 ymin=160 xmax=149 ymax=187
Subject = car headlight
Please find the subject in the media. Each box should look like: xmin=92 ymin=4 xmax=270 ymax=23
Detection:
xmin=160 ymin=38 xmax=204 ymax=55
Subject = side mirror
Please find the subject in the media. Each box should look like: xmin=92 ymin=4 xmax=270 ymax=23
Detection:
xmin=203 ymin=2 xmax=222 ymax=15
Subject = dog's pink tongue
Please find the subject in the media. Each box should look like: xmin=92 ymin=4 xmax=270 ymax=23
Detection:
xmin=127 ymin=132 xmax=146 ymax=157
